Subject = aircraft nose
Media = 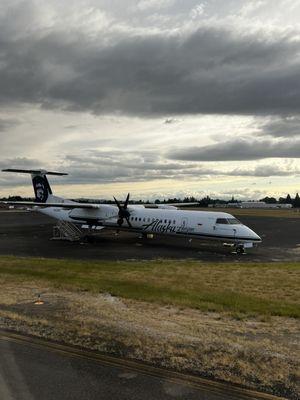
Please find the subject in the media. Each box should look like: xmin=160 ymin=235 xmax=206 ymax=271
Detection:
xmin=245 ymin=226 xmax=262 ymax=242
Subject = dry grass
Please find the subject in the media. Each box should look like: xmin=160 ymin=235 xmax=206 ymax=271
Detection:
xmin=0 ymin=279 xmax=299 ymax=399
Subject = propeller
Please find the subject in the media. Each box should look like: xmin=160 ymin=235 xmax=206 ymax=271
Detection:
xmin=113 ymin=193 xmax=132 ymax=228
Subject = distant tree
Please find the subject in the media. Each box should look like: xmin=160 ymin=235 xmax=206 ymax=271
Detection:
xmin=260 ymin=196 xmax=277 ymax=204
xmin=182 ymin=196 xmax=197 ymax=203
xmin=279 ymin=194 xmax=292 ymax=204
xmin=8 ymin=195 xmax=23 ymax=201
xmin=230 ymin=195 xmax=238 ymax=203
xmin=198 ymin=196 xmax=211 ymax=207
xmin=293 ymin=193 xmax=300 ymax=208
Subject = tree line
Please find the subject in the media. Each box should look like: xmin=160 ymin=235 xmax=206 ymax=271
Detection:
xmin=1 ymin=193 xmax=300 ymax=207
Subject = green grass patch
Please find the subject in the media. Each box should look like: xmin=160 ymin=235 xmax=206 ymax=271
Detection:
xmin=0 ymin=256 xmax=299 ymax=317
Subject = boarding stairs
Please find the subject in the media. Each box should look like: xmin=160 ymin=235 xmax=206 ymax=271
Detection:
xmin=52 ymin=220 xmax=84 ymax=242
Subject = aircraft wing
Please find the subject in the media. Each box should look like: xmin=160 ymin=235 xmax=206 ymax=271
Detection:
xmin=164 ymin=202 xmax=199 ymax=207
xmin=144 ymin=202 xmax=199 ymax=208
xmin=1 ymin=201 xmax=100 ymax=209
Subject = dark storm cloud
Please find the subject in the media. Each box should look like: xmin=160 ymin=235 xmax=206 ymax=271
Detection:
xmin=168 ymin=138 xmax=300 ymax=161
xmin=1 ymin=9 xmax=300 ymax=116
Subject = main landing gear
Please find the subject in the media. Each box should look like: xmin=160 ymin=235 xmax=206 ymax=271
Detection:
xmin=138 ymin=233 xmax=154 ymax=239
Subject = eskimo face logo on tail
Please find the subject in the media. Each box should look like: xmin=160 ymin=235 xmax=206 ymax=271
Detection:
xmin=32 ymin=176 xmax=48 ymax=202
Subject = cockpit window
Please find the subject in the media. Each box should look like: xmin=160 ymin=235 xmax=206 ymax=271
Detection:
xmin=227 ymin=218 xmax=241 ymax=225
xmin=216 ymin=218 xmax=241 ymax=225
xmin=216 ymin=218 xmax=228 ymax=224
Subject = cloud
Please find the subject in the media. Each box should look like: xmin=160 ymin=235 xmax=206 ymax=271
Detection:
xmin=0 ymin=157 xmax=41 ymax=169
xmin=55 ymin=151 xmax=300 ymax=185
xmin=190 ymin=3 xmax=205 ymax=19
xmin=137 ymin=0 xmax=175 ymax=11
xmin=1 ymin=2 xmax=300 ymax=116
xmin=259 ymin=116 xmax=300 ymax=137
xmin=1 ymin=1 xmax=300 ymax=200
xmin=0 ymin=118 xmax=19 ymax=132
xmin=227 ymin=164 xmax=300 ymax=177
xmin=168 ymin=138 xmax=300 ymax=161
xmin=0 ymin=157 xmax=44 ymax=188
xmin=164 ymin=118 xmax=179 ymax=124
xmin=0 ymin=151 xmax=298 ymax=191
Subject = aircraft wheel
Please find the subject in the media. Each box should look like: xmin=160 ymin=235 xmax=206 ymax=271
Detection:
xmin=236 ymin=245 xmax=245 ymax=254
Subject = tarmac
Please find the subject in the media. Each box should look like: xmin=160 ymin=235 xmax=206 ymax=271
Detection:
xmin=0 ymin=330 xmax=285 ymax=400
xmin=0 ymin=210 xmax=299 ymax=262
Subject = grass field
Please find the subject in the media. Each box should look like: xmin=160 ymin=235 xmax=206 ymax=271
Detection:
xmin=0 ymin=256 xmax=299 ymax=318
xmin=0 ymin=256 xmax=299 ymax=398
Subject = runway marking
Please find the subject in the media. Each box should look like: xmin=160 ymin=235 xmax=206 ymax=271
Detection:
xmin=0 ymin=329 xmax=287 ymax=400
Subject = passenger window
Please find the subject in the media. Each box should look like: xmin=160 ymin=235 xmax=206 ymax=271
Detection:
xmin=147 ymin=218 xmax=150 ymax=222
xmin=135 ymin=217 xmax=138 ymax=221
xmin=164 ymin=219 xmax=167 ymax=223
xmin=173 ymin=220 xmax=176 ymax=224
xmin=139 ymin=218 xmax=141 ymax=221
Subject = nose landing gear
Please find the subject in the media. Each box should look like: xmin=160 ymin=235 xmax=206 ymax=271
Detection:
xmin=223 ymin=242 xmax=246 ymax=254
xmin=235 ymin=244 xmax=246 ymax=254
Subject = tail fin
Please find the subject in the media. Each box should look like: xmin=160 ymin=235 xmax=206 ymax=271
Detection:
xmin=2 ymin=169 xmax=67 ymax=203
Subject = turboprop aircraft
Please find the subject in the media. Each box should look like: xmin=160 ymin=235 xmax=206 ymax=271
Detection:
xmin=1 ymin=169 xmax=261 ymax=253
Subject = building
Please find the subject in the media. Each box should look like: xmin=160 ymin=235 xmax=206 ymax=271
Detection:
xmin=227 ymin=201 xmax=292 ymax=209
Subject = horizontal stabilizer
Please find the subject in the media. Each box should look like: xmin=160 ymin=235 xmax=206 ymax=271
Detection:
xmin=2 ymin=169 xmax=68 ymax=176
xmin=1 ymin=201 xmax=99 ymax=209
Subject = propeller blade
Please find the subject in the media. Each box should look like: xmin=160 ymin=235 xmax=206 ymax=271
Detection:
xmin=113 ymin=196 xmax=121 ymax=210
xmin=113 ymin=194 xmax=132 ymax=228
xmin=125 ymin=217 xmax=132 ymax=228
xmin=117 ymin=218 xmax=123 ymax=226
xmin=124 ymin=193 xmax=130 ymax=209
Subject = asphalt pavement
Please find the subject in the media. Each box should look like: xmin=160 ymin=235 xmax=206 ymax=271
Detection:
xmin=0 ymin=210 xmax=299 ymax=261
xmin=0 ymin=332 xmax=283 ymax=400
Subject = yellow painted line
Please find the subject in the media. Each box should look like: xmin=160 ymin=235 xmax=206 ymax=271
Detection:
xmin=0 ymin=330 xmax=287 ymax=400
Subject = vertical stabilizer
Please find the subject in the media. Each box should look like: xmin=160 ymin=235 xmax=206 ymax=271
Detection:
xmin=2 ymin=169 xmax=67 ymax=203
xmin=31 ymin=171 xmax=52 ymax=203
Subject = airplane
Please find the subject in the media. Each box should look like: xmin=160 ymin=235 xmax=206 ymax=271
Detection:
xmin=1 ymin=169 xmax=262 ymax=253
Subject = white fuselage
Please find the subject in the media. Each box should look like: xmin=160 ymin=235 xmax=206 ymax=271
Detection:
xmin=38 ymin=203 xmax=261 ymax=245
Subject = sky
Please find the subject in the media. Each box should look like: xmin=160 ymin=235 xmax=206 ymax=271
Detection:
xmin=0 ymin=0 xmax=300 ymax=201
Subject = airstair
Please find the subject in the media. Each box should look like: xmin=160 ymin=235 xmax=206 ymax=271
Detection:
xmin=52 ymin=220 xmax=84 ymax=241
